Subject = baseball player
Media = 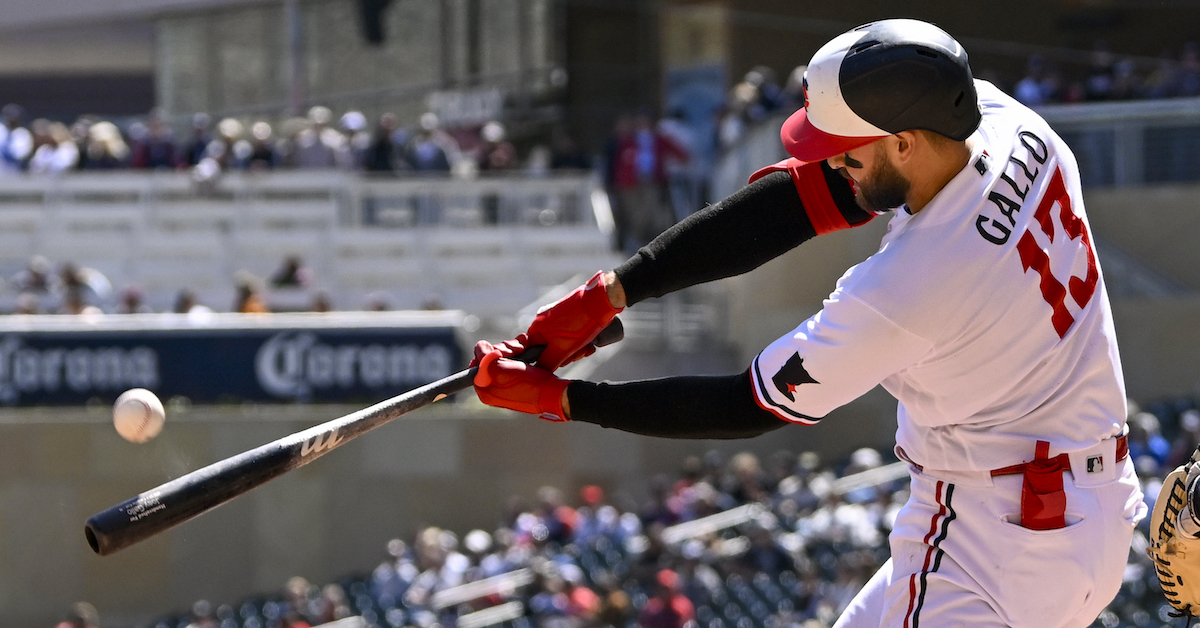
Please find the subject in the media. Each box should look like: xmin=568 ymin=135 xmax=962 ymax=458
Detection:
xmin=473 ymin=19 xmax=1145 ymax=627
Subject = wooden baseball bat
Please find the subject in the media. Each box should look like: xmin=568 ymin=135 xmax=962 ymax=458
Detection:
xmin=84 ymin=319 xmax=623 ymax=556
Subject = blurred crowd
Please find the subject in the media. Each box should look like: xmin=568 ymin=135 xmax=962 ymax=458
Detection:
xmin=1011 ymin=42 xmax=1200 ymax=106
xmin=0 ymin=104 xmax=593 ymax=180
xmin=54 ymin=391 xmax=1198 ymax=628
xmin=124 ymin=445 xmax=905 ymax=628
xmin=1 ymin=254 xmax=432 ymax=316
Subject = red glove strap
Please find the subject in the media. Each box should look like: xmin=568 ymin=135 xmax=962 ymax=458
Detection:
xmin=526 ymin=271 xmax=622 ymax=370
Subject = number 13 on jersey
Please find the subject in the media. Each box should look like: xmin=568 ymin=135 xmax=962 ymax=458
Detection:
xmin=1016 ymin=166 xmax=1099 ymax=339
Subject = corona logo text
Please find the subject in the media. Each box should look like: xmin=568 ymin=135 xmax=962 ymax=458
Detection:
xmin=255 ymin=332 xmax=453 ymax=399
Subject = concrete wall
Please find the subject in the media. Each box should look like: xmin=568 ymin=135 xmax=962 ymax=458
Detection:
xmin=1085 ymin=184 xmax=1200 ymax=293
xmin=154 ymin=0 xmax=558 ymax=125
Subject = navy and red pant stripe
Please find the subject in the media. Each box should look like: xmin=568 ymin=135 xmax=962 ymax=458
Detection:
xmin=904 ymin=480 xmax=956 ymax=628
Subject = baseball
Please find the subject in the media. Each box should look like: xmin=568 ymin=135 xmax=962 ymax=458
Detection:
xmin=112 ymin=388 xmax=166 ymax=443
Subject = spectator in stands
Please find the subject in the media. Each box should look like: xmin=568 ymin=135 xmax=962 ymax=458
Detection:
xmin=403 ymin=112 xmax=458 ymax=173
xmin=372 ymin=538 xmax=417 ymax=603
xmin=182 ymin=113 xmax=214 ymax=167
xmin=58 ymin=289 xmax=102 ymax=316
xmin=294 ymin=106 xmax=351 ymax=169
xmin=131 ymin=109 xmax=179 ymax=170
xmin=560 ymin=563 xmax=602 ymax=623
xmin=173 ymin=288 xmax=213 ymax=317
xmin=365 ymin=112 xmax=404 ymax=173
xmin=595 ymin=578 xmax=634 ymax=628
xmin=1180 ymin=41 xmax=1200 ymax=96
xmin=184 ymin=599 xmax=219 ymax=628
xmin=1143 ymin=51 xmax=1183 ymax=99
xmin=739 ymin=522 xmax=796 ymax=576
xmin=1110 ymin=58 xmax=1142 ymax=100
xmin=657 ymin=109 xmax=699 ymax=222
xmin=58 ymin=262 xmax=111 ymax=310
xmin=1084 ymin=41 xmax=1117 ymax=101
xmin=605 ymin=112 xmax=688 ymax=254
xmin=534 ymin=485 xmax=577 ymax=545
xmin=310 ymin=584 xmax=352 ymax=624
xmin=550 ymin=130 xmax=591 ymax=171
xmin=204 ymin=118 xmax=245 ymax=170
xmin=1014 ymin=54 xmax=1051 ymax=106
xmin=310 ymin=290 xmax=333 ymax=312
xmin=83 ymin=121 xmax=131 ymax=169
xmin=28 ymin=120 xmax=80 ymax=174
xmin=243 ymin=121 xmax=278 ymax=171
xmin=476 ymin=121 xmax=518 ymax=172
xmin=1128 ymin=410 xmax=1171 ymax=468
xmin=115 ymin=286 xmax=153 ymax=314
xmin=726 ymin=451 xmax=771 ymax=504
xmin=53 ymin=601 xmax=100 ymax=628
xmin=269 ymin=255 xmax=314 ymax=289
xmin=233 ymin=271 xmax=271 ymax=314
xmin=742 ymin=66 xmax=786 ymax=121
xmin=0 ymin=104 xmax=32 ymax=174
xmin=11 ymin=255 xmax=55 ymax=294
xmin=340 ymin=110 xmax=372 ymax=169
xmin=638 ymin=569 xmax=694 ymax=628
xmin=1167 ymin=409 xmax=1200 ymax=469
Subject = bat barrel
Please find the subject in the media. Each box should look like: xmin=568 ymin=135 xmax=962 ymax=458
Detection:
xmin=85 ymin=443 xmax=297 ymax=556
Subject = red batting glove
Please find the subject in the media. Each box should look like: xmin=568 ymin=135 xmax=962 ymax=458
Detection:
xmin=473 ymin=343 xmax=571 ymax=422
xmin=524 ymin=271 xmax=622 ymax=371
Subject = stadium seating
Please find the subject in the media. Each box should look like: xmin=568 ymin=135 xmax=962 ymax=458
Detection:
xmin=0 ymin=172 xmax=623 ymax=317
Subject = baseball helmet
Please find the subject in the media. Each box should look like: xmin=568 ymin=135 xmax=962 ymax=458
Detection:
xmin=782 ymin=19 xmax=981 ymax=163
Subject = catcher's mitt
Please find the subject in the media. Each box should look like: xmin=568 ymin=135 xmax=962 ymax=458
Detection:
xmin=1147 ymin=447 xmax=1200 ymax=616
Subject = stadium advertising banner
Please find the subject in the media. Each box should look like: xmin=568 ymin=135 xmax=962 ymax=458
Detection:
xmin=0 ymin=312 xmax=466 ymax=406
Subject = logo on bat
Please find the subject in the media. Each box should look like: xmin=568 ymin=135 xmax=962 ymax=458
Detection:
xmin=300 ymin=429 xmax=343 ymax=457
xmin=772 ymin=352 xmax=818 ymax=402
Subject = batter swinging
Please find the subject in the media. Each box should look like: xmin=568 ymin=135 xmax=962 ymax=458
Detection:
xmin=472 ymin=19 xmax=1145 ymax=627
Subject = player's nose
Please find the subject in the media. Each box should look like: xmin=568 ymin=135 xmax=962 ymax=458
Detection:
xmin=826 ymin=153 xmax=846 ymax=170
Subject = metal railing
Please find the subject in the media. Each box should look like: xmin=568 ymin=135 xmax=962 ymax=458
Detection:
xmin=1037 ymin=96 xmax=1200 ymax=188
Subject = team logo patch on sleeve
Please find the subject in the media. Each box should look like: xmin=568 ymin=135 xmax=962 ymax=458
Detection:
xmin=772 ymin=352 xmax=819 ymax=401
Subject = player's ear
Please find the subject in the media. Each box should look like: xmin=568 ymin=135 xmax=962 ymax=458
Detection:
xmin=891 ymin=131 xmax=918 ymax=163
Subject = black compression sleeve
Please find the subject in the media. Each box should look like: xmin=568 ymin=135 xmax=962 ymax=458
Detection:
xmin=614 ymin=170 xmax=812 ymax=305
xmin=567 ymin=369 xmax=789 ymax=439
xmin=613 ymin=163 xmax=867 ymax=305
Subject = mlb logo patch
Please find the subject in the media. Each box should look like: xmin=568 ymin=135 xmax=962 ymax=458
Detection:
xmin=1087 ymin=455 xmax=1104 ymax=474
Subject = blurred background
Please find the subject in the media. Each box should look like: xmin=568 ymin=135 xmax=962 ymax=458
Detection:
xmin=1 ymin=1 xmax=1199 ymax=627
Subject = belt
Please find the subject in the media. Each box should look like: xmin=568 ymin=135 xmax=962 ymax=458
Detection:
xmin=989 ymin=435 xmax=1128 ymax=530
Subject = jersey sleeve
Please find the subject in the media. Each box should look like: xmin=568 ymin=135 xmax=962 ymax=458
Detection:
xmin=750 ymin=290 xmax=933 ymax=422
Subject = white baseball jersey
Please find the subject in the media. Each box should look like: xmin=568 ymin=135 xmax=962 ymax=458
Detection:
xmin=751 ymin=80 xmax=1126 ymax=472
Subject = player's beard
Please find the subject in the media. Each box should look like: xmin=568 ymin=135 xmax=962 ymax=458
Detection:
xmin=855 ymin=149 xmax=911 ymax=212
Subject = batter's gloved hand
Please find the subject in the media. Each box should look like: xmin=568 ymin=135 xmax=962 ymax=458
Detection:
xmin=470 ymin=271 xmax=622 ymax=371
xmin=1147 ymin=445 xmax=1200 ymax=616
xmin=473 ymin=341 xmax=570 ymax=422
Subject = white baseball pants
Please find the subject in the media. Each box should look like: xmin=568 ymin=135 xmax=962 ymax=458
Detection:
xmin=834 ymin=442 xmax=1145 ymax=628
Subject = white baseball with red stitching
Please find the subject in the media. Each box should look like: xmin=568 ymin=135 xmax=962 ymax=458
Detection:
xmin=112 ymin=388 xmax=166 ymax=444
